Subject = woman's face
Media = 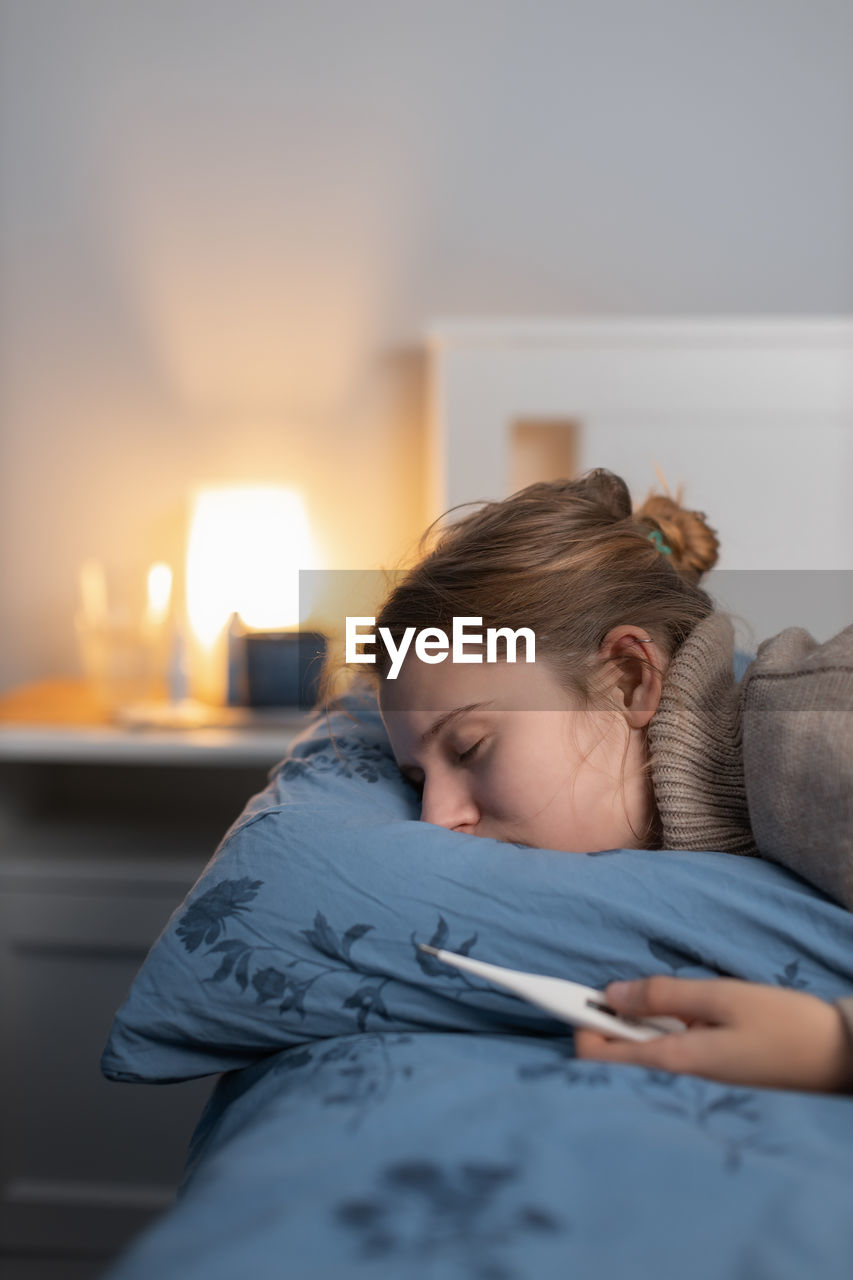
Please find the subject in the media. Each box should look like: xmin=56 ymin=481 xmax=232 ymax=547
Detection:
xmin=380 ymin=630 xmax=661 ymax=854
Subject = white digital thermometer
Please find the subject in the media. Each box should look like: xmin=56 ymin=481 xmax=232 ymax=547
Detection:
xmin=418 ymin=944 xmax=687 ymax=1043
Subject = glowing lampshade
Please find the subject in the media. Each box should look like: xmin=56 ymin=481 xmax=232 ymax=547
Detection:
xmin=186 ymin=487 xmax=316 ymax=647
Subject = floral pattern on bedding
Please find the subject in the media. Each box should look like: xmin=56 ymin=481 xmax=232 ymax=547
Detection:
xmin=274 ymin=734 xmax=404 ymax=786
xmin=336 ymin=1156 xmax=567 ymax=1279
xmin=177 ymin=883 xmax=525 ymax=1031
xmin=176 ymin=879 xmax=815 ymax=1045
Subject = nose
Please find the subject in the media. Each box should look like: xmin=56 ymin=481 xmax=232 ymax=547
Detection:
xmin=420 ymin=772 xmax=480 ymax=834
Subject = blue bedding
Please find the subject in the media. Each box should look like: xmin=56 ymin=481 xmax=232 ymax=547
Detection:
xmin=107 ymin=1030 xmax=853 ymax=1280
xmin=101 ymin=688 xmax=853 ymax=1278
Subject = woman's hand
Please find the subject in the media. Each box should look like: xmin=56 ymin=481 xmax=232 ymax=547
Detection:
xmin=574 ymin=975 xmax=853 ymax=1093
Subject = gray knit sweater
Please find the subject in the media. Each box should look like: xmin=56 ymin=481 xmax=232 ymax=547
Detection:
xmin=647 ymin=611 xmax=853 ymax=1059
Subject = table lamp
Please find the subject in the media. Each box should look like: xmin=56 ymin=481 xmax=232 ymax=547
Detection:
xmin=185 ymin=486 xmax=326 ymax=709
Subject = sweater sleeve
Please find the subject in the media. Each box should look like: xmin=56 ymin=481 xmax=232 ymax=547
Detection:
xmin=648 ymin=613 xmax=853 ymax=910
xmin=739 ymin=622 xmax=853 ymax=911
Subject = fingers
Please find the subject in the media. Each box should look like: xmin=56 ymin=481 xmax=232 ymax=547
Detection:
xmin=605 ymin=975 xmax=742 ymax=1025
xmin=574 ymin=1025 xmax=689 ymax=1071
xmin=577 ymin=978 xmax=853 ymax=1093
xmin=573 ymin=974 xmax=748 ymax=1078
xmin=574 ymin=1027 xmax=641 ymax=1061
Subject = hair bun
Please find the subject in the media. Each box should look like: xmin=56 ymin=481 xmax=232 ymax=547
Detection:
xmin=581 ymin=468 xmax=633 ymax=521
xmin=635 ymin=488 xmax=720 ymax=585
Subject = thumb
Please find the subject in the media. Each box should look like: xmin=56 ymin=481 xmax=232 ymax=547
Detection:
xmin=605 ymin=975 xmax=732 ymax=1024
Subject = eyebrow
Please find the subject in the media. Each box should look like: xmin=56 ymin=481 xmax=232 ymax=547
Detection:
xmin=420 ymin=702 xmax=494 ymax=745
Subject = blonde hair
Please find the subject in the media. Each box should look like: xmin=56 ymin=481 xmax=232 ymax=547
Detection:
xmin=325 ymin=467 xmax=720 ymax=848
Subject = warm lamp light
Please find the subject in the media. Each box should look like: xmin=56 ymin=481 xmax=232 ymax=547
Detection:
xmin=186 ymin=487 xmax=316 ymax=645
xmin=185 ymin=485 xmax=320 ymax=705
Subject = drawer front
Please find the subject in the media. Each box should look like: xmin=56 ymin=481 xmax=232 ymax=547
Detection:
xmin=0 ymin=880 xmax=215 ymax=1256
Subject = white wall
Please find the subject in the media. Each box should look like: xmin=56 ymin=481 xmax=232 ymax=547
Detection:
xmin=1 ymin=0 xmax=852 ymax=687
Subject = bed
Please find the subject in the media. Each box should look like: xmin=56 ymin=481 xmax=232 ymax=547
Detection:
xmin=100 ymin=319 xmax=853 ymax=1278
xmin=100 ymin=685 xmax=853 ymax=1280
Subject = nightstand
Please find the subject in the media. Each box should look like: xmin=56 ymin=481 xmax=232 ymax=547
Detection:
xmin=0 ymin=681 xmax=308 ymax=1278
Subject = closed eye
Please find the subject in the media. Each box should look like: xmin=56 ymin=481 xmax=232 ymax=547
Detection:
xmin=458 ymin=738 xmax=485 ymax=764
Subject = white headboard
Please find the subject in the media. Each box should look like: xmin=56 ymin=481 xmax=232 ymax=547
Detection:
xmin=426 ymin=318 xmax=853 ymax=646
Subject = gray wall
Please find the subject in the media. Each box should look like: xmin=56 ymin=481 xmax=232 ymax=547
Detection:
xmin=2 ymin=0 xmax=852 ymax=688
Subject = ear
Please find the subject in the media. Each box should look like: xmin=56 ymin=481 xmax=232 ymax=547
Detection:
xmin=598 ymin=626 xmax=665 ymax=728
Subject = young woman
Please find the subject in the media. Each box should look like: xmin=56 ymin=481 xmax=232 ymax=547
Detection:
xmin=369 ymin=467 xmax=853 ymax=1094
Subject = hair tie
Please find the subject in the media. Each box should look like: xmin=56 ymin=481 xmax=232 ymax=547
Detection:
xmin=647 ymin=529 xmax=672 ymax=556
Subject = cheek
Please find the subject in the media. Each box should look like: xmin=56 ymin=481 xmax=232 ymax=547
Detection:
xmin=475 ymin=735 xmax=572 ymax=821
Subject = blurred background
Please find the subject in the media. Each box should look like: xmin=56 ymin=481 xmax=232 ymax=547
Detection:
xmin=2 ymin=0 xmax=852 ymax=696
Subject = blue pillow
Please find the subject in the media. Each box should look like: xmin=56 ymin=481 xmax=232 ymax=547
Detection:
xmin=101 ymin=679 xmax=853 ymax=1085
